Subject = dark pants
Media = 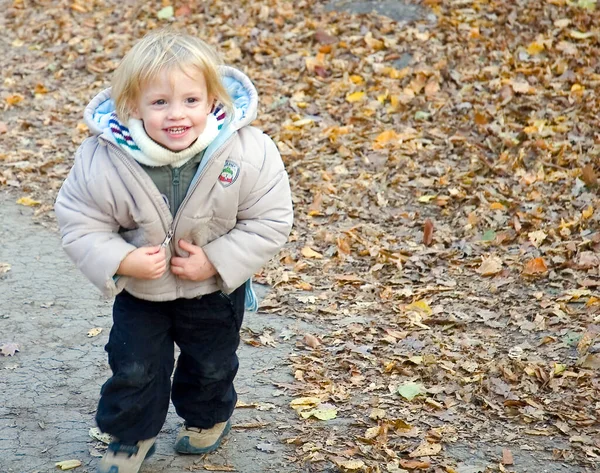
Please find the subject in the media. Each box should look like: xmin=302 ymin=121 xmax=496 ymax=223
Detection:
xmin=95 ymin=286 xmax=245 ymax=443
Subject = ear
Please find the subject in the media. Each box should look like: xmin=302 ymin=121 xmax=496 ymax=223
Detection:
xmin=207 ymin=95 xmax=215 ymax=114
xmin=130 ymin=107 xmax=141 ymax=119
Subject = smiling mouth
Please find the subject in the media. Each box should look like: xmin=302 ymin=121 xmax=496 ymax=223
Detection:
xmin=165 ymin=127 xmax=189 ymax=135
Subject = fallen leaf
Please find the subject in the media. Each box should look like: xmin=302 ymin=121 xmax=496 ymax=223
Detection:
xmin=399 ymin=459 xmax=431 ymax=469
xmin=346 ymin=91 xmax=365 ymax=103
xmin=405 ymin=300 xmax=432 ymax=315
xmin=87 ymin=327 xmax=102 ymax=337
xmin=315 ymin=29 xmax=337 ymax=44
xmin=156 ymin=5 xmax=174 ymax=19
xmin=423 ymin=219 xmax=434 ymax=246
xmin=0 ymin=262 xmax=11 ymax=274
xmin=89 ymin=427 xmax=113 ymax=444
xmin=477 ymin=255 xmax=503 ymax=276
xmin=409 ymin=441 xmax=442 ymax=457
xmin=16 ymin=196 xmax=41 ymax=207
xmin=202 ymin=465 xmax=237 ymax=472
xmin=0 ymin=342 xmax=20 ymax=356
xmin=290 ymin=397 xmax=321 ymax=410
xmin=334 ymin=459 xmax=366 ymax=470
xmin=502 ymin=448 xmax=514 ymax=465
xmin=528 ymin=230 xmax=547 ymax=248
xmin=303 ymin=333 xmax=321 ymax=348
xmin=522 ymin=257 xmax=548 ymax=276
xmin=301 ymin=246 xmax=323 ymax=259
xmin=582 ymin=164 xmax=598 ymax=187
xmin=55 ymin=460 xmax=82 ymax=470
xmin=299 ymin=405 xmax=338 ymax=420
xmin=0 ymin=122 xmax=7 ymax=133
xmin=256 ymin=443 xmax=276 ymax=453
xmin=397 ymin=382 xmax=425 ymax=401
xmin=6 ymin=94 xmax=24 ymax=106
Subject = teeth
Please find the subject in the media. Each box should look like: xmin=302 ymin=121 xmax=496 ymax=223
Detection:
xmin=168 ymin=127 xmax=186 ymax=134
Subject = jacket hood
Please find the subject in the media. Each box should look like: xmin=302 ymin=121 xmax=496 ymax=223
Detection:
xmin=83 ymin=65 xmax=258 ymax=140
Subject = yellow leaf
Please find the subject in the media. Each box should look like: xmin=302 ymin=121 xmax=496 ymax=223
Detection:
xmin=406 ymin=299 xmax=432 ymax=315
xmin=6 ymin=94 xmax=24 ymax=106
xmin=34 ymin=83 xmax=48 ymax=94
xmin=571 ymin=83 xmax=584 ymax=92
xmin=350 ymin=75 xmax=364 ymax=84
xmin=582 ymin=206 xmax=594 ymax=219
xmin=374 ymin=130 xmax=399 ymax=144
xmin=55 ymin=460 xmax=82 ymax=470
xmin=16 ymin=196 xmax=41 ymax=207
xmin=301 ymin=246 xmax=323 ymax=259
xmin=292 ymin=118 xmax=314 ymax=127
xmin=346 ymin=91 xmax=365 ymax=103
xmin=87 ymin=327 xmax=103 ymax=337
xmin=300 ymin=406 xmax=337 ymax=420
xmin=489 ymin=202 xmax=506 ymax=210
xmin=418 ymin=195 xmax=437 ymax=203
xmin=290 ymin=397 xmax=320 ymax=410
xmin=570 ymin=30 xmax=595 ymax=39
xmin=527 ymin=42 xmax=545 ymax=55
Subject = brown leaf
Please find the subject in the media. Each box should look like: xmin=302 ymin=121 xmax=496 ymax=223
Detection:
xmin=303 ymin=334 xmax=321 ymax=348
xmin=582 ymin=164 xmax=598 ymax=187
xmin=202 ymin=464 xmax=237 ymax=471
xmin=0 ymin=122 xmax=7 ymax=134
xmin=314 ymin=29 xmax=337 ymax=45
xmin=522 ymin=257 xmax=548 ymax=276
xmin=423 ymin=219 xmax=434 ymax=246
xmin=175 ymin=5 xmax=192 ymax=17
xmin=399 ymin=459 xmax=431 ymax=469
xmin=502 ymin=448 xmax=514 ymax=465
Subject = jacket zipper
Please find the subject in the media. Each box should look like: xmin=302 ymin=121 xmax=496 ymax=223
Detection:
xmin=171 ymin=167 xmax=181 ymax=216
xmin=103 ymin=134 xmax=234 ymax=296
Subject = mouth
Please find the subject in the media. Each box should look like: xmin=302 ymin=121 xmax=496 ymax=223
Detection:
xmin=164 ymin=126 xmax=190 ymax=136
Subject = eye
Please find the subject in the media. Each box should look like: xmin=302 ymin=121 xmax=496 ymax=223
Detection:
xmin=186 ymin=97 xmax=199 ymax=104
xmin=153 ymin=99 xmax=166 ymax=106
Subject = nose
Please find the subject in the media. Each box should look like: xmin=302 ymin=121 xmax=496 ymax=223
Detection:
xmin=167 ymin=103 xmax=184 ymax=120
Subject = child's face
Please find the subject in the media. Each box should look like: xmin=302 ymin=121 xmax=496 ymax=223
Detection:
xmin=133 ymin=67 xmax=213 ymax=152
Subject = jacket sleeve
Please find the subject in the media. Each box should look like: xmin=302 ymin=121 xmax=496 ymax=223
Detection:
xmin=54 ymin=139 xmax=137 ymax=297
xmin=203 ymin=133 xmax=293 ymax=293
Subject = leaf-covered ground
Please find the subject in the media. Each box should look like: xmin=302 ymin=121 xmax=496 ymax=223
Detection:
xmin=1 ymin=0 xmax=599 ymax=472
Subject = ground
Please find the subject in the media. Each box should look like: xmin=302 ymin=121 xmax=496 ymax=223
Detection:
xmin=1 ymin=1 xmax=600 ymax=473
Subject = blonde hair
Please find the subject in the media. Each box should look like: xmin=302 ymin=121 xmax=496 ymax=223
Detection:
xmin=112 ymin=29 xmax=233 ymax=122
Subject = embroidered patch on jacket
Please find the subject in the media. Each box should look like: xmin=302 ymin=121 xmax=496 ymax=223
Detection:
xmin=218 ymin=160 xmax=240 ymax=187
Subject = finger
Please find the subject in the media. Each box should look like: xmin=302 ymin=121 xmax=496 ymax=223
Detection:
xmin=178 ymin=239 xmax=197 ymax=253
xmin=170 ymin=257 xmax=184 ymax=266
xmin=145 ymin=246 xmax=162 ymax=255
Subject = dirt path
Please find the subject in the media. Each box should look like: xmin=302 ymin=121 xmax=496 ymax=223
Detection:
xmin=0 ymin=190 xmax=318 ymax=472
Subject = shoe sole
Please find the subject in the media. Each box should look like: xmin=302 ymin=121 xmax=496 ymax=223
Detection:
xmin=174 ymin=421 xmax=232 ymax=455
xmin=97 ymin=444 xmax=156 ymax=473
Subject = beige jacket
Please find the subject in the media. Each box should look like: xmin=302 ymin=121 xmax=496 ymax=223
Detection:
xmin=55 ymin=67 xmax=293 ymax=301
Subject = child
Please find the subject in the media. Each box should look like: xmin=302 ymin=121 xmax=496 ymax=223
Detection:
xmin=55 ymin=29 xmax=293 ymax=473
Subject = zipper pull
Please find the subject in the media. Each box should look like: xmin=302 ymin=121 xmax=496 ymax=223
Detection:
xmin=160 ymin=228 xmax=174 ymax=248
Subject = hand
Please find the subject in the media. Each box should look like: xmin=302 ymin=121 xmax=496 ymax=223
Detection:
xmin=117 ymin=246 xmax=167 ymax=279
xmin=170 ymin=239 xmax=217 ymax=281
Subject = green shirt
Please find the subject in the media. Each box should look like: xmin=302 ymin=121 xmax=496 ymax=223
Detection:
xmin=140 ymin=150 xmax=205 ymax=216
